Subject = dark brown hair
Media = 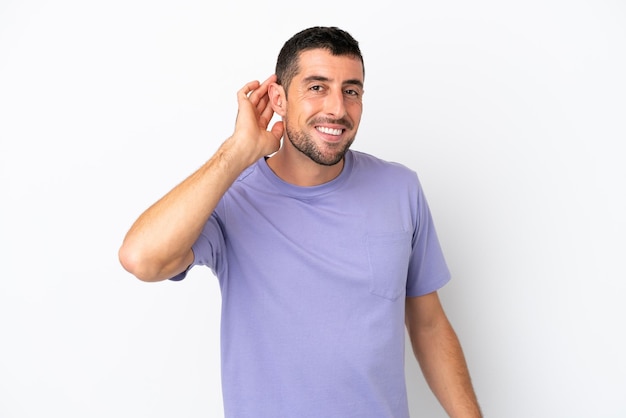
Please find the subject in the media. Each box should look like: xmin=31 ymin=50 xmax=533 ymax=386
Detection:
xmin=275 ymin=26 xmax=364 ymax=95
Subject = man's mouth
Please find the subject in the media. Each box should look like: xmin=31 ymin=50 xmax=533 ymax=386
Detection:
xmin=316 ymin=126 xmax=344 ymax=136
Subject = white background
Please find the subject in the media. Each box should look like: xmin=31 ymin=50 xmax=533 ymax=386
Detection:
xmin=1 ymin=0 xmax=625 ymax=417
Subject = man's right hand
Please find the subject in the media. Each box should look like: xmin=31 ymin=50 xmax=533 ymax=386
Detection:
xmin=228 ymin=75 xmax=284 ymax=166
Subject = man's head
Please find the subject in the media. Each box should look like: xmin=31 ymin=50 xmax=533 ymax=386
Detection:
xmin=275 ymin=26 xmax=364 ymax=96
xmin=269 ymin=27 xmax=365 ymax=168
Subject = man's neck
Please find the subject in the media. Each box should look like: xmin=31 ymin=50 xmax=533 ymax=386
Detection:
xmin=265 ymin=146 xmax=345 ymax=187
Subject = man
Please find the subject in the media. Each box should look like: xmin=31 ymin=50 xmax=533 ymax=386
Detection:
xmin=119 ymin=26 xmax=481 ymax=418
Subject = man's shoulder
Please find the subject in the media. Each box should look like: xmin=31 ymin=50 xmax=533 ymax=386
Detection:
xmin=234 ymin=159 xmax=263 ymax=183
xmin=350 ymin=150 xmax=417 ymax=179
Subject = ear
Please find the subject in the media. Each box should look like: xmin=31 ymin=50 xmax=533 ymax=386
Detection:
xmin=268 ymin=82 xmax=286 ymax=116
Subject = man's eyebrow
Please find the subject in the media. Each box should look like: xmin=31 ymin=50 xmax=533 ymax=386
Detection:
xmin=344 ymin=79 xmax=364 ymax=89
xmin=302 ymin=75 xmax=364 ymax=89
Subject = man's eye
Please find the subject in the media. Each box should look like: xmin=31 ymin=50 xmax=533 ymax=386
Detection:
xmin=345 ymin=89 xmax=359 ymax=96
xmin=310 ymin=85 xmax=322 ymax=91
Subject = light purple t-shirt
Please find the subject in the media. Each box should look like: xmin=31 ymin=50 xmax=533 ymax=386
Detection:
xmin=173 ymin=150 xmax=451 ymax=417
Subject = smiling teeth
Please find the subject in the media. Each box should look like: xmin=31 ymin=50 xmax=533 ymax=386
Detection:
xmin=317 ymin=126 xmax=342 ymax=135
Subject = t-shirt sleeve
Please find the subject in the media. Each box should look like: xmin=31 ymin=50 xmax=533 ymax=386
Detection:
xmin=405 ymin=177 xmax=451 ymax=297
xmin=168 ymin=211 xmax=226 ymax=281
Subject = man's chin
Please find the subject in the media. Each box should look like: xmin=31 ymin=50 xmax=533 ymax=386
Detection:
xmin=313 ymin=155 xmax=344 ymax=166
xmin=307 ymin=147 xmax=349 ymax=166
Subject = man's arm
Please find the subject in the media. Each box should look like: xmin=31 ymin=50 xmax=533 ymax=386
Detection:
xmin=118 ymin=75 xmax=284 ymax=282
xmin=405 ymin=291 xmax=482 ymax=418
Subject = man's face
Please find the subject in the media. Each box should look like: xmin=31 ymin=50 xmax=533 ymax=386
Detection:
xmin=283 ymin=49 xmax=364 ymax=166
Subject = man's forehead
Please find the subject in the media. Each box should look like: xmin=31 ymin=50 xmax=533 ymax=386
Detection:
xmin=295 ymin=49 xmax=364 ymax=82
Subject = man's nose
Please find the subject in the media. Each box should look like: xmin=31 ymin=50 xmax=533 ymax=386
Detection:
xmin=323 ymin=90 xmax=346 ymax=118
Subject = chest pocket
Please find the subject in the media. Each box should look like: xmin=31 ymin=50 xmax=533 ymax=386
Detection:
xmin=366 ymin=231 xmax=412 ymax=301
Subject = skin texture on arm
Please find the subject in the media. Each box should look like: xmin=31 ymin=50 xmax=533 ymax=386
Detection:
xmin=405 ymin=292 xmax=483 ymax=418
xmin=118 ymin=76 xmax=284 ymax=282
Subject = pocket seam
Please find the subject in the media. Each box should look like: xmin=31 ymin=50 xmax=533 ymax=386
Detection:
xmin=366 ymin=231 xmax=411 ymax=301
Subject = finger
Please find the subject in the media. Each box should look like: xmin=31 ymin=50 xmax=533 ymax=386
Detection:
xmin=270 ymin=120 xmax=284 ymax=141
xmin=237 ymin=80 xmax=261 ymax=101
xmin=264 ymin=74 xmax=278 ymax=86
xmin=247 ymin=75 xmax=276 ymax=105
xmin=258 ymin=97 xmax=275 ymax=129
xmin=256 ymin=94 xmax=271 ymax=116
